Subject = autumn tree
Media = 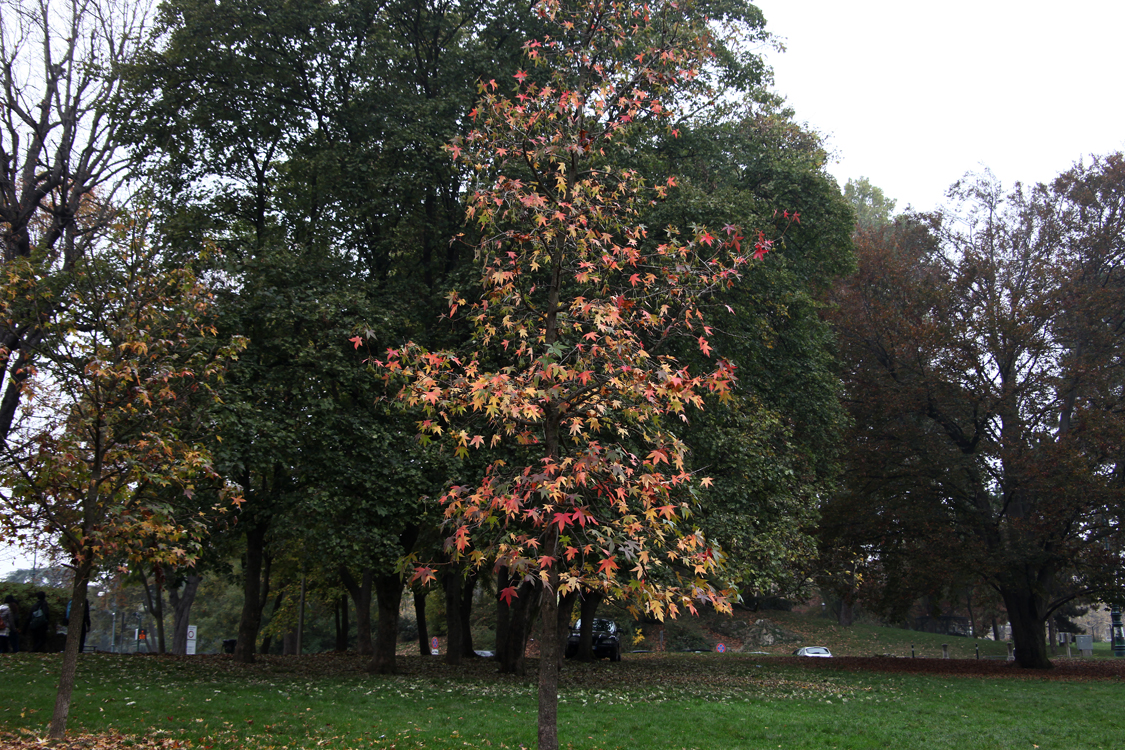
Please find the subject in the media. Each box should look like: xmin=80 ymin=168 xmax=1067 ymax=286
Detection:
xmin=368 ymin=1 xmax=782 ymax=746
xmin=0 ymin=0 xmax=150 ymax=443
xmin=0 ymin=216 xmax=243 ymax=738
xmin=827 ymin=155 xmax=1125 ymax=669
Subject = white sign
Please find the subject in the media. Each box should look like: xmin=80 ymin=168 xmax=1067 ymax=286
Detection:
xmin=186 ymin=624 xmax=197 ymax=655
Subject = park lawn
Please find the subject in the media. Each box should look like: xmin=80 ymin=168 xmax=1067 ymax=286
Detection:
xmin=1 ymin=651 xmax=1123 ymax=749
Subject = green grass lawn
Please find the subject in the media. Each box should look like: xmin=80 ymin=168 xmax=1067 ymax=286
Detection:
xmin=2 ymin=650 xmax=1124 ymax=749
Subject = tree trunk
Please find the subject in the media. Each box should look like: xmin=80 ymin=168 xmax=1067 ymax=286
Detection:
xmin=415 ymin=586 xmax=430 ymax=657
xmin=1048 ymin=616 xmax=1058 ymax=655
xmin=234 ymin=517 xmax=270 ymax=663
xmin=282 ymin=629 xmax=298 ymax=655
xmin=557 ymin=590 xmax=578 ymax=668
xmin=369 ymin=573 xmax=404 ymax=674
xmin=49 ymin=559 xmax=93 ymax=740
xmin=837 ymin=596 xmax=855 ymax=627
xmin=444 ymin=569 xmax=462 ymax=666
xmin=334 ymin=595 xmax=349 ymax=652
xmin=537 ymin=556 xmax=561 ymax=750
xmin=340 ymin=566 xmax=374 ymax=656
xmin=497 ymin=578 xmax=538 ymax=675
xmin=154 ymin=587 xmax=167 ymax=654
xmin=296 ymin=576 xmax=306 ymax=656
xmin=260 ymin=591 xmax=284 ymax=655
xmin=1003 ymin=588 xmax=1053 ymax=669
xmin=992 ymin=616 xmax=1001 ymax=642
xmin=460 ymin=573 xmax=478 ymax=658
xmin=169 ymin=574 xmax=203 ymax=655
xmin=575 ymin=590 xmax=603 ymax=661
xmin=138 ymin=567 xmax=168 ymax=654
xmin=495 ymin=567 xmax=511 ymax=659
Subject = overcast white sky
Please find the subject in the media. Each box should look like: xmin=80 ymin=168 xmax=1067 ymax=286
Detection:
xmin=754 ymin=0 xmax=1125 ymax=213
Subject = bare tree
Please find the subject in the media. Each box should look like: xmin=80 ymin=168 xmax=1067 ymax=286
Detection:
xmin=0 ymin=0 xmax=149 ymax=442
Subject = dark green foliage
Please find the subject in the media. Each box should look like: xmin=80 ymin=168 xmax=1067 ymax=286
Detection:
xmin=637 ymin=106 xmax=855 ymax=597
xmin=120 ymin=0 xmax=540 ymax=662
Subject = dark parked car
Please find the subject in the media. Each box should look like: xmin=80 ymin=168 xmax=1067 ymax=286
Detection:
xmin=565 ymin=618 xmax=622 ymax=661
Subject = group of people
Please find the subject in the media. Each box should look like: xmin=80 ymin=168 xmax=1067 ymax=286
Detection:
xmin=0 ymin=591 xmax=55 ymax=653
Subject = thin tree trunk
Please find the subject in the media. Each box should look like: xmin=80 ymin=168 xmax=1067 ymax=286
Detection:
xmin=296 ymin=576 xmax=306 ymax=656
xmin=260 ymin=591 xmax=284 ymax=655
xmin=169 ymin=574 xmax=203 ymax=655
xmin=339 ymin=566 xmax=374 ymax=656
xmin=334 ymin=595 xmax=349 ymax=652
xmin=138 ymin=567 xmax=168 ymax=654
xmin=369 ymin=573 xmax=404 ymax=674
xmin=154 ymin=580 xmax=166 ymax=654
xmin=537 ymin=534 xmax=561 ymax=750
xmin=49 ymin=560 xmax=93 ymax=740
xmin=415 ymin=586 xmax=430 ymax=657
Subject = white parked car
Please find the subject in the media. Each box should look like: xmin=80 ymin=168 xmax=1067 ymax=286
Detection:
xmin=793 ymin=646 xmax=833 ymax=657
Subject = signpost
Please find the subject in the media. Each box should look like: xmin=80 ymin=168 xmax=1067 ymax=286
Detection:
xmin=186 ymin=625 xmax=198 ymax=655
xmin=431 ymin=636 xmax=440 ymax=656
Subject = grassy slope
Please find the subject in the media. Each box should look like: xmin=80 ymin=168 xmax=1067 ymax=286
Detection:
xmin=609 ymin=604 xmax=1014 ymax=659
xmin=612 ymin=604 xmax=1121 ymax=660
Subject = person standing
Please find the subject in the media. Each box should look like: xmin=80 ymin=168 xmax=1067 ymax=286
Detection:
xmin=0 ymin=597 xmax=11 ymax=653
xmin=28 ymin=592 xmax=50 ymax=652
xmin=80 ymin=598 xmax=91 ymax=652
xmin=3 ymin=595 xmax=21 ymax=652
xmin=65 ymin=597 xmax=93 ymax=653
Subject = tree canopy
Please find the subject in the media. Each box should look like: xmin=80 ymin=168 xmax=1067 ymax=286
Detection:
xmin=825 ymin=155 xmax=1125 ymax=669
